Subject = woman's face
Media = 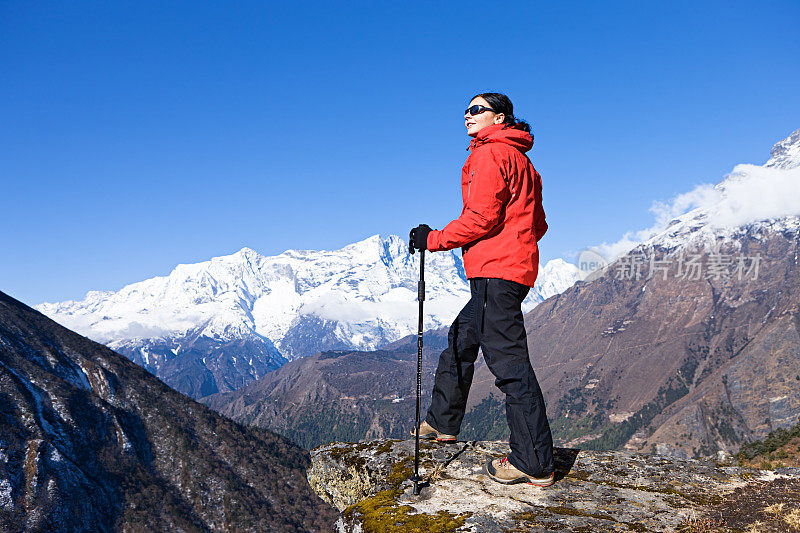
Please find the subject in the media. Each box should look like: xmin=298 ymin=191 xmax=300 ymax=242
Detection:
xmin=465 ymin=96 xmax=504 ymax=137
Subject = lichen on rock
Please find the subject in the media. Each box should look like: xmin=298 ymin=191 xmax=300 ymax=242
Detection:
xmin=309 ymin=439 xmax=800 ymax=532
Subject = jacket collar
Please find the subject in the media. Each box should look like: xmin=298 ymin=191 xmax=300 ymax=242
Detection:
xmin=468 ymin=123 xmax=533 ymax=153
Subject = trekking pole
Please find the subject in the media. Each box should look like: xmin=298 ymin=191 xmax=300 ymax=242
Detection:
xmin=408 ymin=236 xmax=425 ymax=496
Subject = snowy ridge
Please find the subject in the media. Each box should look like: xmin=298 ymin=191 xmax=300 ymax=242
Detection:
xmin=644 ymin=203 xmax=800 ymax=254
xmin=766 ymin=128 xmax=800 ymax=170
xmin=37 ymin=235 xmax=582 ymax=361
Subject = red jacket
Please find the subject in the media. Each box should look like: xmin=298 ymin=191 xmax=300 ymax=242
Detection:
xmin=427 ymin=123 xmax=547 ymax=287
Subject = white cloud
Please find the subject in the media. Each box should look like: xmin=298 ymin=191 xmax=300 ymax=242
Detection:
xmin=592 ymin=161 xmax=800 ymax=260
xmin=703 ymin=163 xmax=800 ymax=227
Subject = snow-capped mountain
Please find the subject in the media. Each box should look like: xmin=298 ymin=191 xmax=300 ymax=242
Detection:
xmin=589 ymin=128 xmax=800 ymax=264
xmin=37 ymin=235 xmax=582 ymax=397
xmin=650 ymin=136 xmax=799 ymax=251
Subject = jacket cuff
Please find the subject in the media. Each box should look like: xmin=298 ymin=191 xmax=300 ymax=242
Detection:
xmin=427 ymin=230 xmax=442 ymax=251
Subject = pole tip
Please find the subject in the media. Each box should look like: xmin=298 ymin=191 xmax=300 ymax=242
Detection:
xmin=410 ymin=475 xmax=424 ymax=496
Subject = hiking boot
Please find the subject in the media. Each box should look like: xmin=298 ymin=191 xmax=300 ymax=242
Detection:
xmin=409 ymin=421 xmax=457 ymax=443
xmin=486 ymin=457 xmax=555 ymax=486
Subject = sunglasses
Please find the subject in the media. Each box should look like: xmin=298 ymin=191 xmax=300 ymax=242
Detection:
xmin=464 ymin=104 xmax=496 ymax=116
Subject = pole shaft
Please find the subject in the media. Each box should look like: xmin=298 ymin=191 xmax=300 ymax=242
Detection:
xmin=413 ymin=250 xmax=425 ymax=495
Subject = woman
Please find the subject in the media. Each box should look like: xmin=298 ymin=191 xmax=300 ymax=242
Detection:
xmin=409 ymin=92 xmax=555 ymax=486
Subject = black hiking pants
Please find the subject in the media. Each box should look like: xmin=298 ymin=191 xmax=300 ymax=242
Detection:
xmin=426 ymin=277 xmax=555 ymax=477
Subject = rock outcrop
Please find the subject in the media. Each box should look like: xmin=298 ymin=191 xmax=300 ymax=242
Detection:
xmin=308 ymin=439 xmax=800 ymax=532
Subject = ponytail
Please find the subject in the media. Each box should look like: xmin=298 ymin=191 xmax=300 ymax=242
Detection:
xmin=507 ymin=117 xmax=531 ymax=133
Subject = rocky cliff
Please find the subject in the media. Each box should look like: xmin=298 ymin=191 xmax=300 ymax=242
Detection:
xmin=308 ymin=439 xmax=800 ymax=532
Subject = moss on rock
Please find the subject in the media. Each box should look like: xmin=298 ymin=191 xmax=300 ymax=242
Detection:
xmin=349 ymin=488 xmax=469 ymax=533
xmin=343 ymin=455 xmax=470 ymax=533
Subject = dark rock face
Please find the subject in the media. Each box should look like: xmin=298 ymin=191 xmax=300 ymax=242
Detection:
xmin=308 ymin=439 xmax=800 ymax=532
xmin=279 ymin=315 xmax=364 ymax=362
xmin=110 ymin=330 xmax=287 ymax=399
xmin=0 ymin=291 xmax=337 ymax=532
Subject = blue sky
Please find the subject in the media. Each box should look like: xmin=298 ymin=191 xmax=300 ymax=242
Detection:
xmin=2 ymin=1 xmax=799 ymax=305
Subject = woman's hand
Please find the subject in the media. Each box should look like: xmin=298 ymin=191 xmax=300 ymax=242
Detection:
xmin=409 ymin=224 xmax=432 ymax=252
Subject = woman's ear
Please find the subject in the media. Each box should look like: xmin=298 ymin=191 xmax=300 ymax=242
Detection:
xmin=493 ymin=113 xmax=505 ymax=124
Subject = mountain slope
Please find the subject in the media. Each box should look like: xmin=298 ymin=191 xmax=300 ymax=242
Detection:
xmin=515 ymin=219 xmax=800 ymax=456
xmin=0 ymin=290 xmax=337 ymax=531
xmin=37 ymin=235 xmax=582 ymax=399
xmin=202 ymin=329 xmax=449 ymax=449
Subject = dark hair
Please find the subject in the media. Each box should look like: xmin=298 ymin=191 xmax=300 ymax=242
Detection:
xmin=470 ymin=92 xmax=531 ymax=134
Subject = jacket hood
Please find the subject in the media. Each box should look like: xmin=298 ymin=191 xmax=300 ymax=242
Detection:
xmin=469 ymin=123 xmax=533 ymax=153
